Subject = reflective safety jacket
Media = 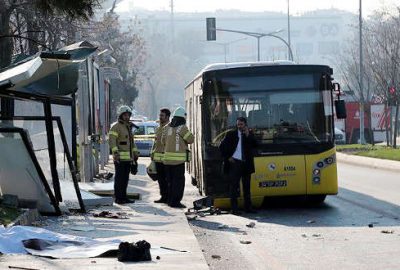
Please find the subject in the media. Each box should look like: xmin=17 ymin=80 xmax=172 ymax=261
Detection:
xmin=151 ymin=122 xmax=168 ymax=162
xmin=162 ymin=124 xmax=194 ymax=165
xmin=109 ymin=120 xmax=139 ymax=162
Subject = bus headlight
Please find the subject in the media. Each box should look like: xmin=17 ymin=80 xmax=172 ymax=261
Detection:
xmin=317 ymin=162 xmax=324 ymax=168
xmin=313 ymin=177 xmax=321 ymax=184
xmin=313 ymin=169 xmax=321 ymax=175
xmin=325 ymin=157 xmax=334 ymax=164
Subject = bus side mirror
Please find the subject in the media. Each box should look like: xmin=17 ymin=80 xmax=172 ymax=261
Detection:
xmin=335 ymin=100 xmax=347 ymax=119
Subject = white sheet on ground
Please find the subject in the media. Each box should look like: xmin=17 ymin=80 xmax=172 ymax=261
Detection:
xmin=0 ymin=226 xmax=179 ymax=259
xmin=0 ymin=226 xmax=120 ymax=258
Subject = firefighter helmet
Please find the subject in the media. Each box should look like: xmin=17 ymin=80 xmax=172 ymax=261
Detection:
xmin=117 ymin=105 xmax=132 ymax=117
xmin=172 ymin=106 xmax=186 ymax=118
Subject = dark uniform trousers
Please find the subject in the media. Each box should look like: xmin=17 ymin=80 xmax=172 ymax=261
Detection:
xmin=114 ymin=161 xmax=131 ymax=200
xmin=165 ymin=163 xmax=185 ymax=206
xmin=155 ymin=162 xmax=168 ymax=200
xmin=229 ymin=159 xmax=252 ymax=211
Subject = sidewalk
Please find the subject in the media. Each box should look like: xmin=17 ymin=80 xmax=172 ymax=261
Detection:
xmin=0 ymin=158 xmax=208 ymax=270
xmin=337 ymin=152 xmax=400 ymax=173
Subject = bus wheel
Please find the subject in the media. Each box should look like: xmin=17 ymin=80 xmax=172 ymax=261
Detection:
xmin=191 ymin=176 xmax=197 ymax=186
xmin=307 ymin=195 xmax=326 ymax=205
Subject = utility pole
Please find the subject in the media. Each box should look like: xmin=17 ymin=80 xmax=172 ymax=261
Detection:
xmin=287 ymin=0 xmax=291 ymax=61
xmin=359 ymin=0 xmax=365 ymax=144
xmin=170 ymin=0 xmax=175 ymax=51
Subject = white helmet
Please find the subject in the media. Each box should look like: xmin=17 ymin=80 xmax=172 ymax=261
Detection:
xmin=117 ymin=105 xmax=132 ymax=117
xmin=172 ymin=106 xmax=186 ymax=118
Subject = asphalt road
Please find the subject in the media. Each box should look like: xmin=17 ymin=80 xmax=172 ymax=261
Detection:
xmin=187 ymin=161 xmax=400 ymax=270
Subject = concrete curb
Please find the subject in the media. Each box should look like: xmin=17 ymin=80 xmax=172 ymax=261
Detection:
xmin=337 ymin=152 xmax=400 ymax=173
xmin=7 ymin=209 xmax=40 ymax=227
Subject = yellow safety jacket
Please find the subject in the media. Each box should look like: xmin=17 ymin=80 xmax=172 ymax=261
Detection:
xmin=109 ymin=120 xmax=139 ymax=162
xmin=151 ymin=122 xmax=168 ymax=162
xmin=162 ymin=124 xmax=194 ymax=165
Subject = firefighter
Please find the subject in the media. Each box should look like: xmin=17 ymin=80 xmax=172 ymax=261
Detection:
xmin=151 ymin=108 xmax=171 ymax=203
xmin=162 ymin=106 xmax=194 ymax=208
xmin=109 ymin=105 xmax=139 ymax=204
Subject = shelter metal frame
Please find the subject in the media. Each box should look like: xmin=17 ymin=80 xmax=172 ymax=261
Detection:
xmin=0 ymin=127 xmax=62 ymax=215
xmin=0 ymin=116 xmax=86 ymax=213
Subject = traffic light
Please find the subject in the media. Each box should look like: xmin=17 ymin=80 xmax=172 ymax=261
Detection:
xmin=206 ymin=17 xmax=216 ymax=41
xmin=388 ymin=86 xmax=397 ymax=106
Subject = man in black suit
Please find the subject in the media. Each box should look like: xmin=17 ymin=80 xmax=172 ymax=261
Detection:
xmin=219 ymin=117 xmax=257 ymax=214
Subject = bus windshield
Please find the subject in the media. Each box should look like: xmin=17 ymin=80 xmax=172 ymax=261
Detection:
xmin=205 ymin=73 xmax=334 ymax=146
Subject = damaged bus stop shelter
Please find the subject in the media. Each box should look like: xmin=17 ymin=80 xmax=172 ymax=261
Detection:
xmin=0 ymin=42 xmax=100 ymax=215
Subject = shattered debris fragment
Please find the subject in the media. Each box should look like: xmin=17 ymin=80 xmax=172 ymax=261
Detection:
xmin=218 ymin=224 xmax=228 ymax=229
xmin=211 ymin=255 xmax=221 ymax=259
xmin=240 ymin=240 xmax=252 ymax=244
xmin=69 ymin=225 xmax=96 ymax=232
xmin=381 ymin=230 xmax=394 ymax=234
xmin=246 ymin=222 xmax=256 ymax=228
xmin=187 ymin=215 xmax=198 ymax=221
xmin=92 ymin=211 xmax=128 ymax=219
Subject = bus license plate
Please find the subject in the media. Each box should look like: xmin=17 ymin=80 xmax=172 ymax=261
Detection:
xmin=259 ymin=180 xmax=287 ymax=188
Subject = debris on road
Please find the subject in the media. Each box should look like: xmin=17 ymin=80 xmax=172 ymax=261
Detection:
xmin=156 ymin=256 xmax=161 ymax=260
xmin=218 ymin=224 xmax=228 ymax=229
xmin=381 ymin=230 xmax=394 ymax=234
xmin=92 ymin=211 xmax=129 ymax=219
xmin=368 ymin=223 xmax=374 ymax=228
xmin=117 ymin=240 xmax=152 ymax=262
xmin=69 ymin=225 xmax=96 ymax=232
xmin=307 ymin=220 xmax=316 ymax=224
xmin=301 ymin=234 xmax=307 ymax=238
xmin=211 ymin=255 xmax=221 ymax=259
xmin=246 ymin=222 xmax=256 ymax=228
xmin=240 ymin=240 xmax=252 ymax=244
xmin=186 ymin=215 xmax=198 ymax=221
xmin=8 ymin=266 xmax=39 ymax=270
xmin=160 ymin=246 xmax=187 ymax=253
xmin=95 ymin=172 xmax=113 ymax=180
xmin=312 ymin=234 xmax=322 ymax=237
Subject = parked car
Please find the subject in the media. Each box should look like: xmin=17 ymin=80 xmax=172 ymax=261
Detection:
xmin=334 ymin=127 xmax=346 ymax=144
xmin=133 ymin=121 xmax=159 ymax=156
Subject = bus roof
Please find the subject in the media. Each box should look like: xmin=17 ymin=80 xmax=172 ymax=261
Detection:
xmin=188 ymin=61 xmax=295 ymax=88
xmin=201 ymin=60 xmax=295 ymax=74
xmin=186 ymin=61 xmax=331 ymax=89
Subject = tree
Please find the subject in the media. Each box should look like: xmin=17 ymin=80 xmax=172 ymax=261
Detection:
xmin=338 ymin=28 xmax=375 ymax=144
xmin=364 ymin=7 xmax=400 ymax=148
xmin=79 ymin=10 xmax=147 ymax=119
xmin=339 ymin=6 xmax=400 ymax=147
xmin=0 ymin=0 xmax=100 ymax=68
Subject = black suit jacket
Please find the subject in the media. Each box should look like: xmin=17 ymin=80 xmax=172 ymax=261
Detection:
xmin=219 ymin=129 xmax=257 ymax=174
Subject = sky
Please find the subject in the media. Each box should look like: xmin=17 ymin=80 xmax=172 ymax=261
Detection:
xmin=116 ymin=0 xmax=399 ymax=16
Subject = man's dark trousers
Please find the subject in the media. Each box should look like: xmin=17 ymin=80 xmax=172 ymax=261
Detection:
xmin=228 ymin=159 xmax=251 ymax=211
xmin=165 ymin=164 xmax=185 ymax=206
xmin=114 ymin=161 xmax=131 ymax=200
xmin=155 ymin=162 xmax=168 ymax=200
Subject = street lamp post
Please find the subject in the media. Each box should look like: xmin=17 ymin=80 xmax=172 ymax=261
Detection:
xmin=212 ymin=38 xmax=247 ymax=63
xmin=287 ymin=0 xmax=292 ymax=61
xmin=214 ymin=28 xmax=293 ymax=61
xmin=359 ymin=0 xmax=365 ymax=144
